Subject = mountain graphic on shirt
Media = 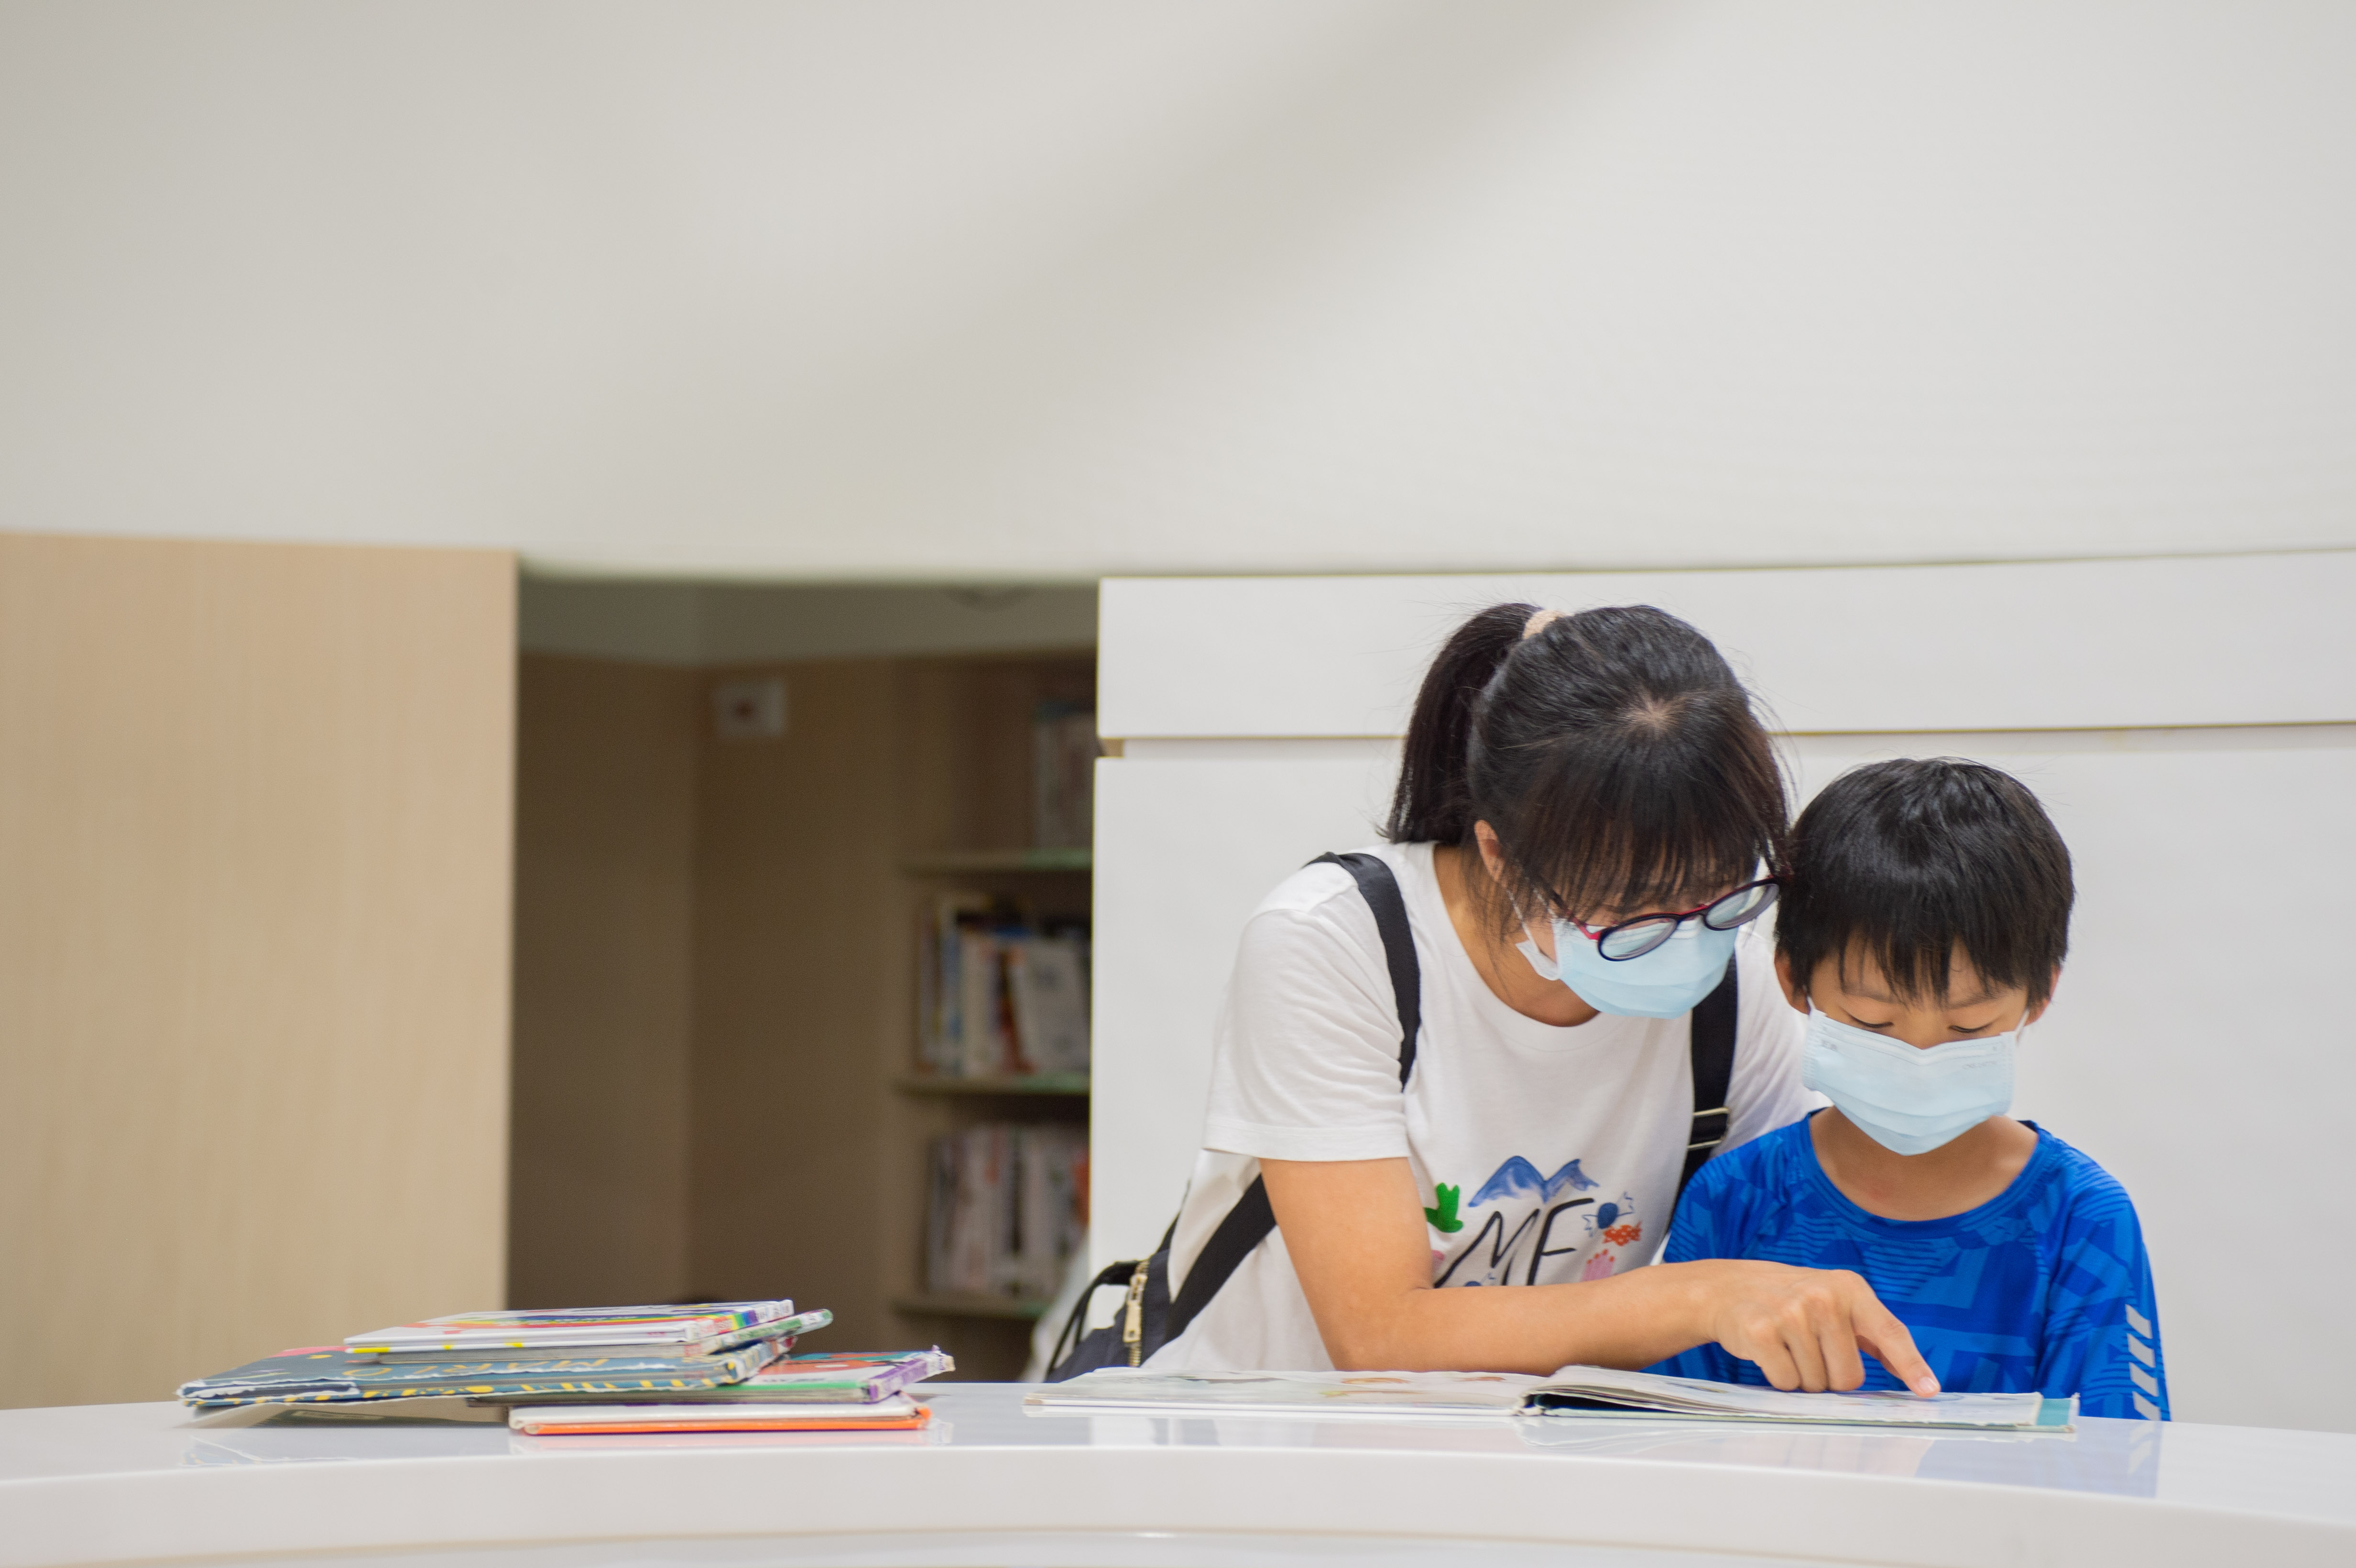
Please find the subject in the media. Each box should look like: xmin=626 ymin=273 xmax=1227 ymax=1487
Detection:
xmin=1469 ymin=1155 xmax=1600 ymax=1208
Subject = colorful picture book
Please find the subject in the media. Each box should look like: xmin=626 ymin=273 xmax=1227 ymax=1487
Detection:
xmin=361 ymin=1308 xmax=830 ymax=1363
xmin=344 ymin=1300 xmax=797 ymax=1356
xmin=517 ymin=1348 xmax=953 ymax=1405
xmin=509 ymin=1394 xmax=930 ymax=1436
xmin=180 ymin=1339 xmax=790 ymax=1408
xmin=1027 ymin=1366 xmax=2073 ymax=1433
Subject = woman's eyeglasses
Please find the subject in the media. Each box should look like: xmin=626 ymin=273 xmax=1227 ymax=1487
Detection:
xmin=1565 ymin=878 xmax=1781 ymax=961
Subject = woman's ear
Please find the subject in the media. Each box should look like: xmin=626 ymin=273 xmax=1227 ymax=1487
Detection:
xmin=1472 ymin=820 xmax=1505 ymax=879
xmin=1773 ymin=950 xmax=1811 ymax=1015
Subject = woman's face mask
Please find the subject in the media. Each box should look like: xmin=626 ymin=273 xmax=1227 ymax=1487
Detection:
xmin=1517 ymin=916 xmax=1739 ymax=1019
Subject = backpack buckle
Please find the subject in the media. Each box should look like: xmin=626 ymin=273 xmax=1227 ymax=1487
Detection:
xmin=1120 ymin=1259 xmax=1151 ymax=1365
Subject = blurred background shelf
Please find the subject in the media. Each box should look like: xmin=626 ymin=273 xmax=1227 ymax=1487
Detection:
xmin=900 ymin=848 xmax=1091 ymax=874
xmin=897 ymin=1074 xmax=1090 ymax=1097
xmin=893 ymin=1292 xmax=1057 ymax=1321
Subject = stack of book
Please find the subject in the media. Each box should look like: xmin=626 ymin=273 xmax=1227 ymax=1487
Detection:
xmin=916 ymin=895 xmax=1090 ymax=1081
xmin=178 ymin=1301 xmax=828 ymax=1409
xmin=177 ymin=1301 xmax=956 ymax=1434
xmin=925 ymin=1122 xmax=1087 ymax=1301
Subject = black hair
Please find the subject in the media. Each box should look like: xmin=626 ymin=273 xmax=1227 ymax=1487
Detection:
xmin=1385 ymin=603 xmax=1788 ymax=926
xmin=1779 ymin=758 xmax=2072 ymax=1008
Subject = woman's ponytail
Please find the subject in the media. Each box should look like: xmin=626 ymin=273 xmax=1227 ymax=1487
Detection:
xmin=1383 ymin=600 xmax=1787 ymax=931
xmin=1384 ymin=603 xmax=1537 ymax=844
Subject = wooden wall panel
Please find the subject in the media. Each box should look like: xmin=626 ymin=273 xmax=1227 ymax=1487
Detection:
xmin=0 ymin=533 xmax=514 ymax=1408
xmin=689 ymin=661 xmax=902 ymax=1345
xmin=509 ymin=656 xmax=698 ymax=1309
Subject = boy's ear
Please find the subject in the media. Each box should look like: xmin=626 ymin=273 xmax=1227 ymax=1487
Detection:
xmin=1773 ymin=950 xmax=1811 ymax=1015
xmin=2023 ymin=966 xmax=2061 ymax=1027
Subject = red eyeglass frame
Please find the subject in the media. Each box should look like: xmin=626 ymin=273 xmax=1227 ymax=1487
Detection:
xmin=1559 ymin=876 xmax=1785 ymax=960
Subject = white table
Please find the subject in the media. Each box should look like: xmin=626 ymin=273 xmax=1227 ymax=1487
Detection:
xmin=3 ymin=1386 xmax=2351 ymax=1567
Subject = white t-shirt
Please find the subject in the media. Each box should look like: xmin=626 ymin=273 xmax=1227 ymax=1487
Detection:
xmin=1147 ymin=840 xmax=1814 ymax=1372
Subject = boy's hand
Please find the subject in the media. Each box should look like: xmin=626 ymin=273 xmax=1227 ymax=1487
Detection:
xmin=1704 ymin=1261 xmax=1941 ymax=1396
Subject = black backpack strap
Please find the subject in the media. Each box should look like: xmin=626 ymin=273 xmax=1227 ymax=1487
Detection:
xmin=1164 ymin=1174 xmax=1274 ymax=1341
xmin=1308 ymin=852 xmax=1422 ymax=1087
xmin=1159 ymin=852 xmax=1424 ymax=1342
xmin=1676 ymin=959 xmax=1740 ymax=1204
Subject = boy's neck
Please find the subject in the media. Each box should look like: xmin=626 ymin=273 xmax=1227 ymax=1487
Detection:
xmin=1808 ymin=1109 xmax=2040 ymax=1222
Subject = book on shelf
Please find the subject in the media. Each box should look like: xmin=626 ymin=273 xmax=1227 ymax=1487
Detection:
xmin=917 ymin=894 xmax=1089 ymax=1079
xmin=510 ymin=1394 xmax=930 ymax=1436
xmin=344 ymin=1299 xmax=799 ymax=1356
xmin=1032 ymin=700 xmax=1099 ymax=851
xmin=1027 ymin=1366 xmax=2074 ymax=1432
xmin=926 ymin=1122 xmax=1086 ymax=1302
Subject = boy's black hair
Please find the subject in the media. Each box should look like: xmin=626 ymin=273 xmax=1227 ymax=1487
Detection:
xmin=1385 ymin=602 xmax=1787 ymax=927
xmin=1780 ymin=758 xmax=2072 ymax=1008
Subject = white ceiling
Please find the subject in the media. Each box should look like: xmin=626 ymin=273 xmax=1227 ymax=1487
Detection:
xmin=4 ymin=1 xmax=2352 ymax=578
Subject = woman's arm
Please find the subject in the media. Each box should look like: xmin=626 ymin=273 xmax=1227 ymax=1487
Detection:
xmin=1264 ymin=1156 xmax=1940 ymax=1394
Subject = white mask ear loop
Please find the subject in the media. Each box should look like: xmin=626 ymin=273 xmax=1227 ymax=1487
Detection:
xmin=1504 ymin=890 xmax=1565 ymax=983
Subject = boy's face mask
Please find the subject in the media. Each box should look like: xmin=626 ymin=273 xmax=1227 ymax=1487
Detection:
xmin=1800 ymin=1009 xmax=2019 ymax=1155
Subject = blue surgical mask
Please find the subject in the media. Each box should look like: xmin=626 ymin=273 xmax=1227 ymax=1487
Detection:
xmin=1800 ymin=1010 xmax=2018 ymax=1155
xmin=1517 ymin=918 xmax=1738 ymax=1019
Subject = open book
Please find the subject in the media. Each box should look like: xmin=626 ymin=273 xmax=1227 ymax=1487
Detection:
xmin=1027 ymin=1366 xmax=2072 ymax=1432
xmin=1528 ymin=1366 xmax=2074 ymax=1431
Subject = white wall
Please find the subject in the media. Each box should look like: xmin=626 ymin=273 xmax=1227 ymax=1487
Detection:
xmin=4 ymin=1 xmax=2354 ymax=578
xmin=1093 ymin=556 xmax=2356 ymax=1433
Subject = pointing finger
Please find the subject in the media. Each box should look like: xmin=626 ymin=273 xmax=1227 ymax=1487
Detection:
xmin=1856 ymin=1301 xmax=1940 ymax=1397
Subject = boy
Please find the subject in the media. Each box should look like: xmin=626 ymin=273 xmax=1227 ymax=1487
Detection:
xmin=1651 ymin=758 xmax=2167 ymax=1419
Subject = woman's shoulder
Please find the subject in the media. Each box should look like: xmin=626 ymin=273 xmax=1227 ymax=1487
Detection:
xmin=1250 ymin=841 xmax=1428 ymax=910
xmin=1239 ymin=843 xmax=1431 ymax=946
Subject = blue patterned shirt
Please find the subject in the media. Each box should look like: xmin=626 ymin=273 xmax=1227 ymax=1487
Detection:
xmin=1649 ymin=1116 xmax=2168 ymax=1419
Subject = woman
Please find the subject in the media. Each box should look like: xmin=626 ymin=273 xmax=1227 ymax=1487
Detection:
xmin=1145 ymin=603 xmax=1937 ymax=1395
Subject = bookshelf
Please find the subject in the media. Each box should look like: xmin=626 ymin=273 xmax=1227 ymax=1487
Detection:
xmin=895 ymin=1074 xmax=1091 ymax=1097
xmin=889 ymin=1292 xmax=1056 ymax=1322
xmin=511 ymin=640 xmax=1095 ymax=1386
xmin=882 ymin=651 xmax=1096 ymax=1377
xmin=898 ymin=848 xmax=1091 ymax=875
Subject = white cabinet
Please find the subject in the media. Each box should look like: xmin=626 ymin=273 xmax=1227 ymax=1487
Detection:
xmin=1093 ymin=553 xmax=2356 ymax=1433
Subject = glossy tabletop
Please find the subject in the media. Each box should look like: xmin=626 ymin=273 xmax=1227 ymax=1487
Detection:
xmin=2 ymin=1385 xmax=2352 ymax=1568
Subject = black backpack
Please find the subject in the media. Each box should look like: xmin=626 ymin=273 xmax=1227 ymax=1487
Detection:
xmin=1044 ymin=851 xmax=1739 ymax=1380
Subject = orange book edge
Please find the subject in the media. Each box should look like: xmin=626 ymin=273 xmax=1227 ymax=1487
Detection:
xmin=520 ymin=1407 xmax=932 ymax=1437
